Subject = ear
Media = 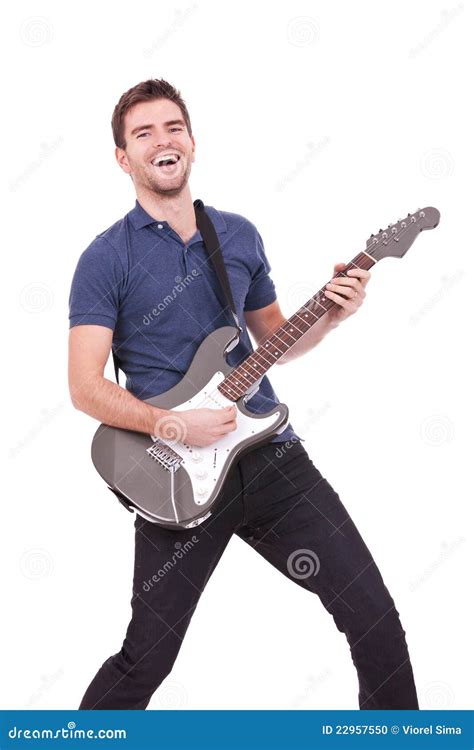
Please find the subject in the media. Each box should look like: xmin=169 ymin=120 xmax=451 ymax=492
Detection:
xmin=190 ymin=134 xmax=196 ymax=163
xmin=115 ymin=146 xmax=131 ymax=174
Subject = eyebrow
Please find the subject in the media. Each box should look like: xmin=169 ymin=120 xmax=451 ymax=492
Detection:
xmin=130 ymin=120 xmax=186 ymax=136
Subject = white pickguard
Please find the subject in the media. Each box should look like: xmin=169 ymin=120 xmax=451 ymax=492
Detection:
xmin=150 ymin=371 xmax=283 ymax=506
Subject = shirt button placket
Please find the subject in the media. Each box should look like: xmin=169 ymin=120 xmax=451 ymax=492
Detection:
xmin=183 ymin=245 xmax=190 ymax=276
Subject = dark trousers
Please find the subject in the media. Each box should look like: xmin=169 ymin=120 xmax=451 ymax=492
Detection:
xmin=79 ymin=440 xmax=419 ymax=710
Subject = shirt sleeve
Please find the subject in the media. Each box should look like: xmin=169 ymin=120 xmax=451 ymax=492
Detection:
xmin=244 ymin=230 xmax=277 ymax=311
xmin=68 ymin=237 xmax=124 ymax=330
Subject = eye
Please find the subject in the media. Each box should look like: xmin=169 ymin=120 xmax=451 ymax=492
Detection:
xmin=170 ymin=127 xmax=183 ymax=132
xmin=137 ymin=132 xmax=150 ymax=138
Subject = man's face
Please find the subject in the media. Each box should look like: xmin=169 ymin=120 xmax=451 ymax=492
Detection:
xmin=116 ymin=98 xmax=195 ymax=196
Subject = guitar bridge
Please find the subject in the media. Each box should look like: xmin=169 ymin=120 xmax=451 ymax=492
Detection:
xmin=146 ymin=440 xmax=183 ymax=473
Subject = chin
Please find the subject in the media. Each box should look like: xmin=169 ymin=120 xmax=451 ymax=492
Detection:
xmin=153 ymin=181 xmax=188 ymax=196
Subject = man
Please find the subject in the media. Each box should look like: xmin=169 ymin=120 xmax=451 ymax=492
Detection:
xmin=68 ymin=78 xmax=419 ymax=710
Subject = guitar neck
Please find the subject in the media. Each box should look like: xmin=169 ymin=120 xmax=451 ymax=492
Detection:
xmin=218 ymin=249 xmax=377 ymax=402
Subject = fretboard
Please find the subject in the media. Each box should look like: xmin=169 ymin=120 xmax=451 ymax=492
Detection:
xmin=218 ymin=251 xmax=377 ymax=402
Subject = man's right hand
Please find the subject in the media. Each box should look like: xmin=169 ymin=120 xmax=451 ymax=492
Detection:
xmin=154 ymin=405 xmax=238 ymax=448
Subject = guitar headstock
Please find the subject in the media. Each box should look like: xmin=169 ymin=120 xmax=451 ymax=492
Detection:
xmin=366 ymin=207 xmax=440 ymax=260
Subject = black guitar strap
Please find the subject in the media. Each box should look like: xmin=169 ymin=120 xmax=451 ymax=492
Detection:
xmin=112 ymin=198 xmax=241 ymax=385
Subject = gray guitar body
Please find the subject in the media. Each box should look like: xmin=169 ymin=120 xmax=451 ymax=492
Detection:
xmin=91 ymin=326 xmax=289 ymax=530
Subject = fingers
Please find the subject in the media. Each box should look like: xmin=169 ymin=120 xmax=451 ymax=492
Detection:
xmin=219 ymin=405 xmax=237 ymax=433
xmin=330 ymin=268 xmax=371 ymax=287
xmin=221 ymin=405 xmax=237 ymax=421
xmin=326 ymin=282 xmax=365 ymax=299
xmin=326 ymin=276 xmax=367 ymax=296
xmin=216 ymin=424 xmax=237 ymax=437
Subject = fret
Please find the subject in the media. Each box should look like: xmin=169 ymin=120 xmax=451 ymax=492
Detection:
xmin=217 ymin=249 xmax=378 ymax=400
xmin=293 ymin=311 xmax=314 ymax=329
xmin=286 ymin=318 xmax=306 ymax=336
xmin=281 ymin=324 xmax=297 ymax=342
xmin=314 ymin=299 xmax=328 ymax=312
xmin=272 ymin=332 xmax=288 ymax=350
xmin=256 ymin=349 xmax=275 ymax=365
xmin=240 ymin=362 xmax=256 ymax=380
xmin=264 ymin=341 xmax=284 ymax=357
xmin=252 ymin=350 xmax=275 ymax=368
xmin=247 ymin=358 xmax=266 ymax=373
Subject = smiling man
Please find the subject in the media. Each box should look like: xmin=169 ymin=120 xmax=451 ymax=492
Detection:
xmin=68 ymin=78 xmax=419 ymax=710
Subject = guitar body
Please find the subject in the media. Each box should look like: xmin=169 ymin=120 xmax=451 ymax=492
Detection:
xmin=91 ymin=326 xmax=289 ymax=530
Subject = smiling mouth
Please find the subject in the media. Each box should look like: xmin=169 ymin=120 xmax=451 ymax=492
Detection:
xmin=152 ymin=154 xmax=181 ymax=170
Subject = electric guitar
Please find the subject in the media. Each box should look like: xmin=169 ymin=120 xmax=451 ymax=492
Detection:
xmin=91 ymin=207 xmax=440 ymax=530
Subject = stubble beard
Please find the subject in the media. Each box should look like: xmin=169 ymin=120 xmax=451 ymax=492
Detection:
xmin=135 ymin=158 xmax=191 ymax=198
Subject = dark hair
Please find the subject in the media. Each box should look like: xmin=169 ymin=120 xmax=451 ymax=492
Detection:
xmin=111 ymin=78 xmax=192 ymax=150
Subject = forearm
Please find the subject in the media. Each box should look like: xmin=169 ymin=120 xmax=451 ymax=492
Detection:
xmin=277 ymin=315 xmax=339 ymax=365
xmin=71 ymin=375 xmax=168 ymax=435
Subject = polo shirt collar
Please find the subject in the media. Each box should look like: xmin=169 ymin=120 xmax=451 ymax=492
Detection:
xmin=128 ymin=199 xmax=227 ymax=233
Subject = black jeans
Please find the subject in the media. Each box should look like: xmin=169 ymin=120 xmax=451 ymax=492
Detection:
xmin=79 ymin=440 xmax=419 ymax=710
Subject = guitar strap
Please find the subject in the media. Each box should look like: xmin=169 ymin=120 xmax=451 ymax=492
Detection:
xmin=112 ymin=198 xmax=241 ymax=385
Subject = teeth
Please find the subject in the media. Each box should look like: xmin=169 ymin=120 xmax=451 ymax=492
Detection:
xmin=152 ymin=153 xmax=180 ymax=167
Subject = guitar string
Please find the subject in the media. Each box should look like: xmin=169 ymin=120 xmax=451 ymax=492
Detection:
xmin=163 ymin=218 xmax=420 ymax=433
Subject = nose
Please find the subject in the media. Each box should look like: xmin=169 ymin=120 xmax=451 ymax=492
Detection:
xmin=153 ymin=132 xmax=173 ymax=149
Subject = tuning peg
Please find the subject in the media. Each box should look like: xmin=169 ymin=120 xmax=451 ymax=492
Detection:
xmin=379 ymin=228 xmax=383 ymax=232
xmin=407 ymin=213 xmax=411 ymax=217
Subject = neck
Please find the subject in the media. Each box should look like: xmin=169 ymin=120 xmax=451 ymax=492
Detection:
xmin=135 ymin=184 xmax=197 ymax=244
xmin=218 ymin=250 xmax=378 ymax=402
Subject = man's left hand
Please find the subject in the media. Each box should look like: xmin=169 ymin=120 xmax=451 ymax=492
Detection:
xmin=324 ymin=262 xmax=371 ymax=325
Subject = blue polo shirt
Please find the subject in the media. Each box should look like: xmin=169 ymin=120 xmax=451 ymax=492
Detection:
xmin=68 ymin=200 xmax=302 ymax=444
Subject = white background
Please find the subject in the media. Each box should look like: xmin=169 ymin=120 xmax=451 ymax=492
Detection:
xmin=1 ymin=0 xmax=472 ymax=711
